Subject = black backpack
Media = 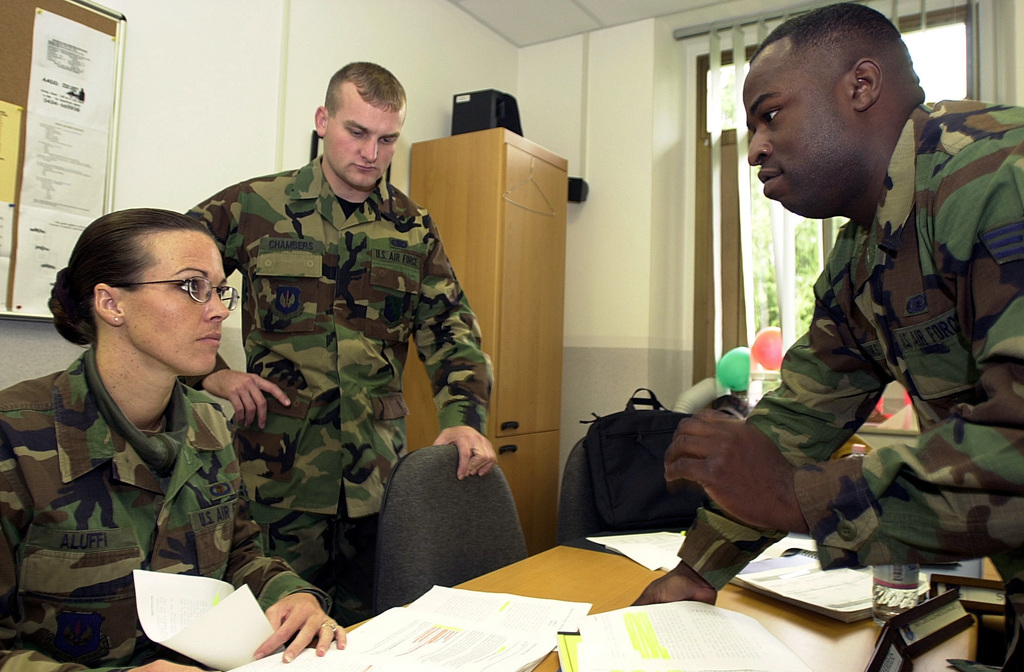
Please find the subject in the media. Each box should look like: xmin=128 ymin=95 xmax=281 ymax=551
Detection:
xmin=581 ymin=388 xmax=710 ymax=531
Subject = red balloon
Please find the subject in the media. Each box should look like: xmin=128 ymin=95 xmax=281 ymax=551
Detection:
xmin=751 ymin=327 xmax=783 ymax=370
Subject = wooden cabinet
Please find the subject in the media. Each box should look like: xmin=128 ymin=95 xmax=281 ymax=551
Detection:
xmin=403 ymin=127 xmax=568 ymax=554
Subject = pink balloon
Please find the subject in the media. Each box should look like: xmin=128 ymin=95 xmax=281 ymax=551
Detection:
xmin=751 ymin=327 xmax=783 ymax=370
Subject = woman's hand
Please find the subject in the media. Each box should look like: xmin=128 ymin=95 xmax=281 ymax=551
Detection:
xmin=255 ymin=592 xmax=345 ymax=663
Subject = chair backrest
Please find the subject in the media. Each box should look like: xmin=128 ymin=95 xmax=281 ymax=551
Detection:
xmin=556 ymin=437 xmax=602 ymax=544
xmin=372 ymin=443 xmax=528 ymax=614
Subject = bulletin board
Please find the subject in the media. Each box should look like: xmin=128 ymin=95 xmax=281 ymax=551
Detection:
xmin=0 ymin=0 xmax=125 ymax=320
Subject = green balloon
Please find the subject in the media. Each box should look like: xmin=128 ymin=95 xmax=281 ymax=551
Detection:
xmin=716 ymin=347 xmax=751 ymax=391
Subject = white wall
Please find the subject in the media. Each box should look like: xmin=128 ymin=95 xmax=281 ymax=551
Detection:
xmin=648 ymin=13 xmax=695 ymax=407
xmin=517 ymin=36 xmax=585 ymax=174
xmin=112 ymin=0 xmax=287 ymax=211
xmin=116 ymin=0 xmax=518 ymax=207
xmin=519 ymin=23 xmax=663 ymax=462
xmin=281 ymin=0 xmax=518 ymax=191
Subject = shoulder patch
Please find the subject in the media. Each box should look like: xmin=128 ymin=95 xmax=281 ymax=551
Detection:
xmin=980 ymin=220 xmax=1024 ymax=263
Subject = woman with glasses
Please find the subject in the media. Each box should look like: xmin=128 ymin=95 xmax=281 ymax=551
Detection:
xmin=0 ymin=209 xmax=344 ymax=672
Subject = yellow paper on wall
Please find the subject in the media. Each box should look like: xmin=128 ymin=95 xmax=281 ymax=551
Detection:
xmin=0 ymin=101 xmax=23 ymax=203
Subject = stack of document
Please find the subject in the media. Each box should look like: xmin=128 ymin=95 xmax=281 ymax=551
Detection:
xmin=232 ymin=585 xmax=592 ymax=672
xmin=558 ymin=602 xmax=813 ymax=672
xmin=730 ymin=553 xmax=879 ymax=622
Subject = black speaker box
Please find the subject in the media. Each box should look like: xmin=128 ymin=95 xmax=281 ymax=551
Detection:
xmin=451 ymin=89 xmax=522 ymax=137
xmin=568 ymin=177 xmax=588 ymax=203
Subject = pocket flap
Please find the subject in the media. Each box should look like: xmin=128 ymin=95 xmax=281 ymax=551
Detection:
xmin=372 ymin=393 xmax=409 ymax=421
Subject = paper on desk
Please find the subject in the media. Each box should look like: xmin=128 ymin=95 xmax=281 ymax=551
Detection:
xmin=134 ymin=569 xmax=274 ymax=670
xmin=398 ymin=585 xmax=591 ymax=641
xmin=230 ymin=585 xmax=592 ymax=672
xmin=575 ymin=602 xmax=813 ymax=672
xmin=231 ymin=646 xmax=392 ymax=672
xmin=732 ymin=553 xmax=873 ymax=622
xmin=731 ymin=555 xmax=926 ymax=623
xmin=586 ymin=531 xmax=686 ymax=571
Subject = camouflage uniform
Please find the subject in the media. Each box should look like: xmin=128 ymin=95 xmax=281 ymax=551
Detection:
xmin=678 ymin=102 xmax=1024 ymax=670
xmin=0 ymin=353 xmax=321 ymax=672
xmin=187 ymin=158 xmax=491 ymax=619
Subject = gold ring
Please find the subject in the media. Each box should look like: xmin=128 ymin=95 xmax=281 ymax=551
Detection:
xmin=320 ymin=620 xmax=337 ymax=634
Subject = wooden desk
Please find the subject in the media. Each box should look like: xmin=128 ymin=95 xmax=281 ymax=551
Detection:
xmin=456 ymin=545 xmax=976 ymax=672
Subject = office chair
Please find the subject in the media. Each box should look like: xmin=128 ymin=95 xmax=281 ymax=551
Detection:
xmin=372 ymin=443 xmax=528 ymax=614
xmin=556 ymin=437 xmax=602 ymax=544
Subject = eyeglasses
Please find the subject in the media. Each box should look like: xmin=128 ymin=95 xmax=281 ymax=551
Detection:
xmin=113 ymin=276 xmax=240 ymax=311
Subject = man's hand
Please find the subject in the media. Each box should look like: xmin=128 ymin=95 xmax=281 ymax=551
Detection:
xmin=201 ymin=369 xmax=291 ymax=428
xmin=434 ymin=426 xmax=496 ymax=478
xmin=634 ymin=561 xmax=718 ymax=606
xmin=665 ymin=409 xmax=808 ymax=533
xmin=257 ymin=592 xmax=345 ymax=663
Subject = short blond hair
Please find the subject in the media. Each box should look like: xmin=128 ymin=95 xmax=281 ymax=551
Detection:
xmin=325 ymin=62 xmax=406 ymax=114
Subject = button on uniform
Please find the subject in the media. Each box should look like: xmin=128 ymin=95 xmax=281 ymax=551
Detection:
xmin=837 ymin=520 xmax=858 ymax=541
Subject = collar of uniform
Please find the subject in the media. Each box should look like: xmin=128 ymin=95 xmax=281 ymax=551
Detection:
xmin=290 ymin=156 xmax=393 ymax=230
xmin=53 ymin=352 xmax=226 ymax=484
xmin=287 ymin=157 xmax=326 ymax=201
xmin=871 ymin=116 xmax=917 ymax=255
xmin=849 ymin=115 xmax=917 ymax=293
xmin=326 ymin=180 xmax=396 ymax=231
xmin=53 ymin=353 xmax=116 ymax=482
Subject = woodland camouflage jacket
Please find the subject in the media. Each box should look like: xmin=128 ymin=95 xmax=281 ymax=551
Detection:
xmin=188 ymin=158 xmax=491 ymax=518
xmin=680 ymin=101 xmax=1024 ymax=669
xmin=0 ymin=353 xmax=318 ymax=672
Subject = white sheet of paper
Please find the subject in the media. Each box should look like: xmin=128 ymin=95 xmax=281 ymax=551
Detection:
xmin=10 ymin=205 xmax=89 ymax=315
xmin=590 ymin=531 xmax=819 ymax=572
xmin=587 ymin=531 xmax=687 ymax=571
xmin=134 ymin=570 xmax=274 ymax=671
xmin=20 ymin=118 xmax=108 ymax=217
xmin=231 ymin=645 xmax=396 ymax=672
xmin=400 ymin=585 xmax=592 ymax=642
xmin=20 ymin=10 xmax=115 ymax=219
xmin=575 ymin=602 xmax=813 ymax=672
xmin=28 ymin=10 xmax=115 ymax=131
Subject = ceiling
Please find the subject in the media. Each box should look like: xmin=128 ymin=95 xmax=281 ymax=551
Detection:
xmin=444 ymin=0 xmax=719 ymax=47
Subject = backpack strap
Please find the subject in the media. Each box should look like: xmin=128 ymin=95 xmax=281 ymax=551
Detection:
xmin=625 ymin=388 xmax=665 ymax=412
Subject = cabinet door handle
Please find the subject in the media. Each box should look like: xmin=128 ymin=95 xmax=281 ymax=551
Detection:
xmin=498 ymin=445 xmax=518 ymax=455
xmin=501 ymin=421 xmax=520 ymax=430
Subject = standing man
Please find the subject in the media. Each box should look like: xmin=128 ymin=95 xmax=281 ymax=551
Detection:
xmin=188 ymin=62 xmax=496 ymax=625
xmin=637 ymin=5 xmax=1024 ymax=671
